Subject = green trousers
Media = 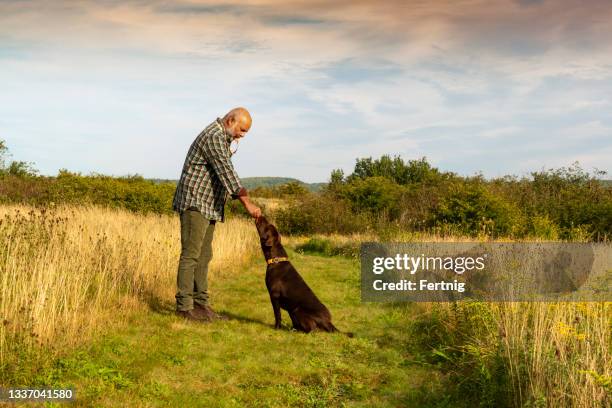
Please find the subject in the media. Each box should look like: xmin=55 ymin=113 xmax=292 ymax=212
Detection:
xmin=176 ymin=208 xmax=216 ymax=311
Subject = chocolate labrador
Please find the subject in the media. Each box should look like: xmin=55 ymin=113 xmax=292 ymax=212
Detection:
xmin=255 ymin=216 xmax=352 ymax=336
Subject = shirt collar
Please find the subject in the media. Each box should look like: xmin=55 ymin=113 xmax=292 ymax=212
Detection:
xmin=216 ymin=118 xmax=233 ymax=144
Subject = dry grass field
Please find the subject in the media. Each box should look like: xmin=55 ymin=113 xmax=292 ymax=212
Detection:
xmin=0 ymin=204 xmax=259 ymax=367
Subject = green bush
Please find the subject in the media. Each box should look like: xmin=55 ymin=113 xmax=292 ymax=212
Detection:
xmin=529 ymin=215 xmax=560 ymax=240
xmin=341 ymin=176 xmax=403 ymax=216
xmin=0 ymin=171 xmax=176 ymax=215
xmin=250 ymin=181 xmax=310 ymax=198
xmin=272 ymin=157 xmax=611 ymax=241
xmin=46 ymin=171 xmax=176 ymax=214
xmin=295 ymin=237 xmax=359 ymax=258
xmin=296 ymin=238 xmax=334 ymax=256
xmin=1 ymin=138 xmax=610 ymax=240
xmin=275 ymin=193 xmax=371 ymax=235
xmin=430 ymin=182 xmax=523 ymax=237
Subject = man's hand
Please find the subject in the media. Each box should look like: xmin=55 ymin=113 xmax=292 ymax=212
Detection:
xmin=246 ymin=202 xmax=262 ymax=219
xmin=238 ymin=195 xmax=262 ymax=219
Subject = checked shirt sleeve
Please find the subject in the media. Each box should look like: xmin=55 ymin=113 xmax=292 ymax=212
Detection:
xmin=200 ymin=130 xmax=247 ymax=199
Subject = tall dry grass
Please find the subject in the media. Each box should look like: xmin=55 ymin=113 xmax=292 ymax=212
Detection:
xmin=291 ymin=232 xmax=611 ymax=406
xmin=0 ymin=204 xmax=259 ymax=374
xmin=413 ymin=300 xmax=611 ymax=407
xmin=498 ymin=302 xmax=610 ymax=406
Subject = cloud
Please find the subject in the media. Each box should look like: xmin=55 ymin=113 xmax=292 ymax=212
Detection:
xmin=260 ymin=15 xmax=328 ymax=26
xmin=0 ymin=0 xmax=610 ymax=181
xmin=314 ymin=58 xmax=404 ymax=85
xmin=515 ymin=0 xmax=546 ymax=6
xmin=155 ymin=2 xmax=329 ymax=27
xmin=155 ymin=3 xmax=246 ymax=15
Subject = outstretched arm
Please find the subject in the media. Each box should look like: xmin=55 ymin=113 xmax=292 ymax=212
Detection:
xmin=238 ymin=195 xmax=262 ymax=219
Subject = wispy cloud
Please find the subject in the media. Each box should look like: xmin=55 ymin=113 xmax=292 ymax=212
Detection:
xmin=0 ymin=0 xmax=610 ymax=181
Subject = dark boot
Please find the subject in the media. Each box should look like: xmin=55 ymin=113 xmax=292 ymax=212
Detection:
xmin=194 ymin=304 xmax=228 ymax=321
xmin=175 ymin=309 xmax=211 ymax=322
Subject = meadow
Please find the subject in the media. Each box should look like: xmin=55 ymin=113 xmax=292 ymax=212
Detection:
xmin=0 ymin=205 xmax=258 ymax=383
xmin=0 ymin=143 xmax=610 ymax=406
xmin=0 ymin=204 xmax=609 ymax=407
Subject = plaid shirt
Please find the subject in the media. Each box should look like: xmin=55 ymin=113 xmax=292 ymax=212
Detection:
xmin=172 ymin=118 xmax=246 ymax=221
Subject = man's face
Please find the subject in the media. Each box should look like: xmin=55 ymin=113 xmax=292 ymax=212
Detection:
xmin=226 ymin=116 xmax=251 ymax=139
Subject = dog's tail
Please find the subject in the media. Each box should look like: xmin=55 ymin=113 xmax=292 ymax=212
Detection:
xmin=323 ymin=322 xmax=354 ymax=338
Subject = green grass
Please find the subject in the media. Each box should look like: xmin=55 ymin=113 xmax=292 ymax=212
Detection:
xmin=16 ymin=251 xmax=447 ymax=407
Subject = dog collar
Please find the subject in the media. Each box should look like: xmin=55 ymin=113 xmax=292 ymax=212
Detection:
xmin=267 ymin=257 xmax=289 ymax=265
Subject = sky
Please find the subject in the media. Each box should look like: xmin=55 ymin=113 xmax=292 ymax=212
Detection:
xmin=1 ymin=0 xmax=611 ymax=183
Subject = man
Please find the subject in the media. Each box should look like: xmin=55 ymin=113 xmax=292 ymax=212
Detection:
xmin=172 ymin=107 xmax=262 ymax=322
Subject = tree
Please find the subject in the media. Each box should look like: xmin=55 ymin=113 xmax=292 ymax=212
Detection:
xmin=0 ymin=140 xmax=9 ymax=170
xmin=346 ymin=155 xmax=453 ymax=185
xmin=277 ymin=181 xmax=309 ymax=197
xmin=0 ymin=139 xmax=38 ymax=177
xmin=342 ymin=176 xmax=403 ymax=216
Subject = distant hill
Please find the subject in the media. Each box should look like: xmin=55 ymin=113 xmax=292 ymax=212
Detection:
xmin=600 ymin=179 xmax=612 ymax=188
xmin=148 ymin=178 xmax=177 ymax=185
xmin=147 ymin=176 xmax=326 ymax=192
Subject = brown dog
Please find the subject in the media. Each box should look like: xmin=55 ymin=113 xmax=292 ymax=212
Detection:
xmin=255 ymin=216 xmax=351 ymax=336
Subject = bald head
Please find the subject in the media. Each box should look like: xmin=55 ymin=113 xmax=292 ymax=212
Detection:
xmin=222 ymin=107 xmax=252 ymax=139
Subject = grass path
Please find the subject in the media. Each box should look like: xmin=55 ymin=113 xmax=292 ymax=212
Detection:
xmin=33 ymin=251 xmax=443 ymax=407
